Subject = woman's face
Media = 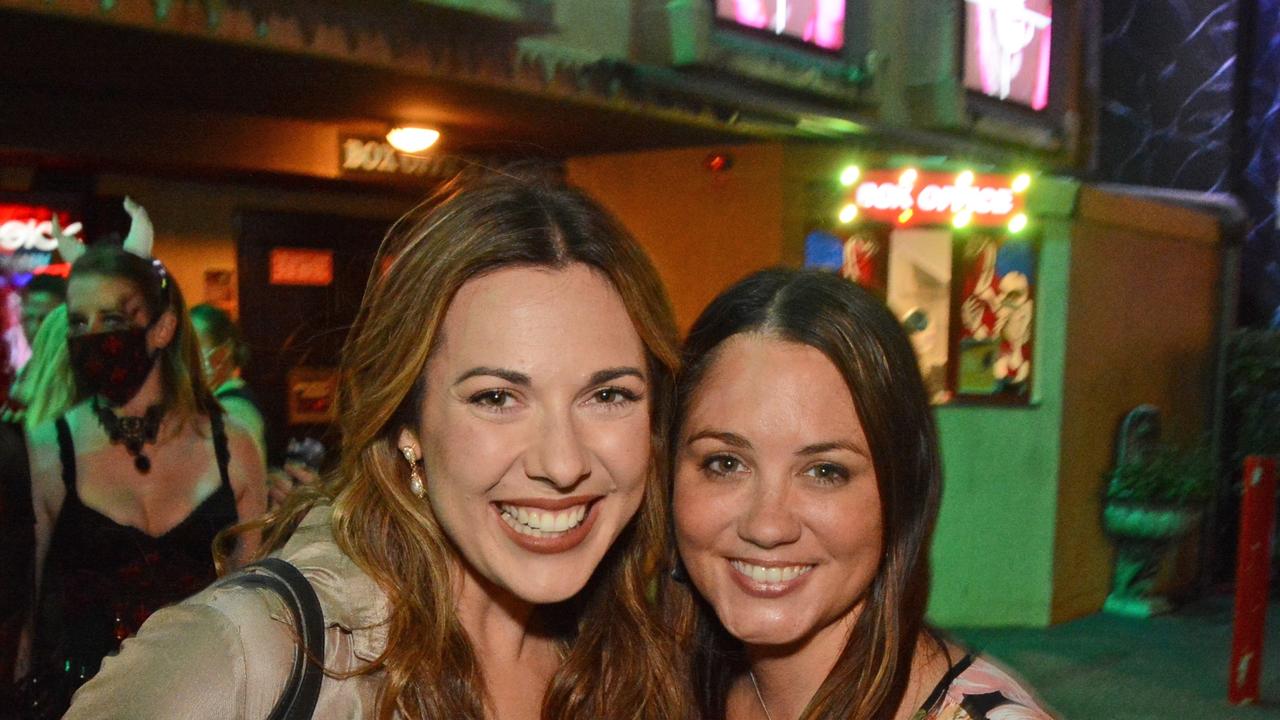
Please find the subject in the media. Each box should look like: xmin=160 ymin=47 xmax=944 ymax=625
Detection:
xmin=191 ymin=317 xmax=232 ymax=388
xmin=674 ymin=334 xmax=883 ymax=648
xmin=66 ymin=274 xmax=167 ymax=351
xmin=402 ymin=263 xmax=652 ymax=605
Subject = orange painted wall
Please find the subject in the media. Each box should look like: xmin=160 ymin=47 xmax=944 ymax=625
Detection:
xmin=1050 ymin=188 xmax=1222 ymax=622
xmin=567 ymin=144 xmax=787 ymax=332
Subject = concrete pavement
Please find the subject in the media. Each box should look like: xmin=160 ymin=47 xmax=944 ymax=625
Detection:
xmin=948 ymin=594 xmax=1280 ymax=719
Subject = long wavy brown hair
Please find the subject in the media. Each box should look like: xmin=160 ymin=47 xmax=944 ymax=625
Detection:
xmin=227 ymin=169 xmax=690 ymax=720
xmin=669 ymin=268 xmax=944 ymax=720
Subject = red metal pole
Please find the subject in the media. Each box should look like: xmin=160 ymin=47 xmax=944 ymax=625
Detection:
xmin=1229 ymin=456 xmax=1277 ymax=705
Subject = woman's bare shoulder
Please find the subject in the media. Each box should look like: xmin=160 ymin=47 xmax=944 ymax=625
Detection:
xmin=25 ymin=404 xmax=86 ymax=509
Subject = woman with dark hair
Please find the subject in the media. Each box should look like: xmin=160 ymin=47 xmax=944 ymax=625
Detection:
xmin=671 ymin=268 xmax=1052 ymax=720
xmin=190 ymin=302 xmax=266 ymax=462
xmin=64 ymin=172 xmax=691 ymax=719
xmin=17 ymin=200 xmax=267 ymax=716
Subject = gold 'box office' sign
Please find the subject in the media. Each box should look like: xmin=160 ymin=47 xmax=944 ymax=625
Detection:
xmin=339 ymin=136 xmax=464 ymax=181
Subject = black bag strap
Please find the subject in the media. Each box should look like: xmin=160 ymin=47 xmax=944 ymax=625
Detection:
xmin=225 ymin=557 xmax=326 ymax=720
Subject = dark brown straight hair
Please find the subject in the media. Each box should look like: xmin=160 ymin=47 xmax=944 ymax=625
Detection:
xmin=224 ymin=168 xmax=691 ymax=720
xmin=671 ymin=268 xmax=943 ymax=720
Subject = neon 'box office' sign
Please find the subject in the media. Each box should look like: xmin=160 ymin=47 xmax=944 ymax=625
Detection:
xmin=715 ymin=0 xmax=846 ymax=52
xmin=963 ymin=0 xmax=1052 ymax=111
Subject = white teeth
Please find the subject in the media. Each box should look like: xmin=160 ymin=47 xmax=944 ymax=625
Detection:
xmin=499 ymin=503 xmax=589 ymax=537
xmin=730 ymin=560 xmax=814 ymax=584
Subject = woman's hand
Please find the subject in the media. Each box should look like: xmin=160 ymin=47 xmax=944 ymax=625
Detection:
xmin=267 ymin=462 xmax=320 ymax=510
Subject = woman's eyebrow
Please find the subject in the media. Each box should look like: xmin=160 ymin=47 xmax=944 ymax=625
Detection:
xmin=686 ymin=430 xmax=751 ymax=449
xmin=587 ymin=367 xmax=645 ymax=385
xmin=795 ymin=440 xmax=863 ymax=456
xmin=453 ymin=366 xmax=531 ymax=386
xmin=117 ymin=292 xmax=145 ymax=315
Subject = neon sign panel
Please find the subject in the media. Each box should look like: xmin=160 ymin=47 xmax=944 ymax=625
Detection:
xmin=849 ymin=170 xmax=1025 ymax=226
xmin=0 ymin=205 xmax=82 ymax=255
xmin=963 ymin=0 xmax=1052 ymax=111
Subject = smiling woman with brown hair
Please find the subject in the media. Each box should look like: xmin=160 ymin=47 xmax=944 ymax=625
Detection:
xmin=669 ymin=268 xmax=1052 ymax=720
xmin=64 ymin=171 xmax=691 ymax=720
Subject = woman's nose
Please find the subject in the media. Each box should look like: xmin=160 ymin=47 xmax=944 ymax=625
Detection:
xmin=523 ymin=410 xmax=592 ymax=489
xmin=81 ymin=317 xmax=105 ymax=335
xmin=736 ymin=477 xmax=802 ymax=549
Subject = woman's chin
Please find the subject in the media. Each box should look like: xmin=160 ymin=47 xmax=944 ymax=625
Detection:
xmin=717 ymin=610 xmax=817 ymax=649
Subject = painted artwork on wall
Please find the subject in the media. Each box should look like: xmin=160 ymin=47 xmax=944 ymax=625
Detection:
xmin=803 ymin=226 xmax=888 ymax=295
xmin=807 ymin=221 xmax=1035 ymax=405
xmin=886 ymin=229 xmax=954 ymax=403
xmin=840 ymin=227 xmax=887 ymax=294
xmin=286 ymin=366 xmax=339 ymax=425
xmin=954 ymin=232 xmax=1036 ymax=400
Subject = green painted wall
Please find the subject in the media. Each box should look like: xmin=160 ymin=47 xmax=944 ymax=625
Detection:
xmin=926 ymin=179 xmax=1078 ymax=627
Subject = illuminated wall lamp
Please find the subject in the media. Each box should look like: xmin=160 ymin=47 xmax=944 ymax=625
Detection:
xmin=386 ymin=126 xmax=441 ymax=153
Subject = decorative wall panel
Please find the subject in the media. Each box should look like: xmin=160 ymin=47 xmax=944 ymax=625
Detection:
xmin=1098 ymin=0 xmax=1239 ymax=192
xmin=1241 ymin=0 xmax=1280 ymax=317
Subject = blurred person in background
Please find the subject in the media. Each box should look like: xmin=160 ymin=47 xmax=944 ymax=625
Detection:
xmin=189 ymin=302 xmax=312 ymax=509
xmin=1 ymin=274 xmax=66 ymax=384
xmin=1 ymin=304 xmax=72 ymax=428
xmin=13 ymin=199 xmax=266 ymax=717
xmin=190 ymin=303 xmax=266 ymax=462
xmin=0 ymin=419 xmax=33 ymax=719
xmin=19 ymin=275 xmax=66 ymax=358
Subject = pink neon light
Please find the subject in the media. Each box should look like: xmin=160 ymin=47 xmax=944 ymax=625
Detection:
xmin=965 ymin=0 xmax=1052 ymax=110
xmin=728 ymin=0 xmax=768 ymax=29
xmin=803 ymin=0 xmax=845 ymax=51
xmin=719 ymin=0 xmax=846 ymax=51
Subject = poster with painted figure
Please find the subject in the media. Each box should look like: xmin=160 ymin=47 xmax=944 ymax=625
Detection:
xmin=886 ymin=228 xmax=953 ymax=404
xmin=955 ymin=233 xmax=1036 ymax=401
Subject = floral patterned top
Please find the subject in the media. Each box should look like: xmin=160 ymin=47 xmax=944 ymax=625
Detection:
xmin=912 ymin=654 xmax=1056 ymax=720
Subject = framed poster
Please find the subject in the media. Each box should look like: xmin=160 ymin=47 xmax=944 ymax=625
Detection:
xmin=886 ymin=228 xmax=954 ymax=404
xmin=951 ymin=232 xmax=1036 ymax=402
xmin=802 ymin=225 xmax=889 ymax=298
xmin=286 ymin=366 xmax=339 ymax=425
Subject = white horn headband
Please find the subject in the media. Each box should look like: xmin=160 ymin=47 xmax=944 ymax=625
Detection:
xmin=53 ymin=196 xmax=155 ymax=264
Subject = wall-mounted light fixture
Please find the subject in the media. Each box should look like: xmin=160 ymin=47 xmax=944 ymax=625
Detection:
xmin=386 ymin=126 xmax=440 ymax=153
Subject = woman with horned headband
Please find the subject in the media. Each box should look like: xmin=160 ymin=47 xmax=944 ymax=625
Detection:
xmin=13 ymin=198 xmax=266 ymax=717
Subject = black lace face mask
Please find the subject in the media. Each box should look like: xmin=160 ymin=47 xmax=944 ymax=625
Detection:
xmin=67 ymin=327 xmax=158 ymax=407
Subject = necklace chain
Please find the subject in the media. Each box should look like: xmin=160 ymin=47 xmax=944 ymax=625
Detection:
xmin=91 ymin=396 xmax=164 ymax=474
xmin=748 ymin=669 xmax=775 ymax=720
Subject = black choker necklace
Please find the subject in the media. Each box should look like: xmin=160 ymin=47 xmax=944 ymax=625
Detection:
xmin=91 ymin=397 xmax=164 ymax=473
